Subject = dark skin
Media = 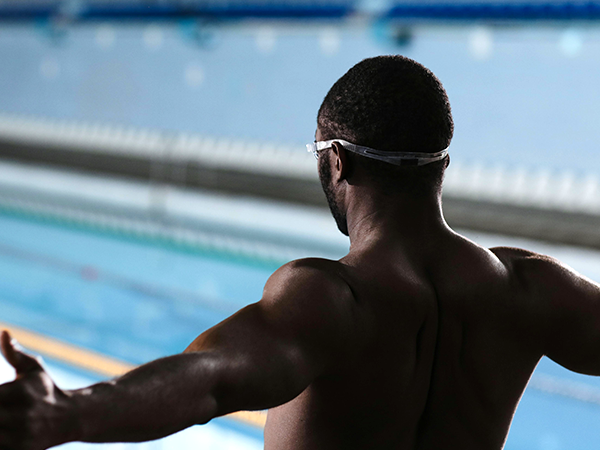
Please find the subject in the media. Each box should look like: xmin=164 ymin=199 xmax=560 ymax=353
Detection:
xmin=2 ymin=132 xmax=600 ymax=450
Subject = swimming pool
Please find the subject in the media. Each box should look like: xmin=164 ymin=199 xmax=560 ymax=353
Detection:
xmin=2 ymin=208 xmax=600 ymax=449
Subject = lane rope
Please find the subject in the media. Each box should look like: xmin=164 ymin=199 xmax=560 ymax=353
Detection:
xmin=0 ymin=241 xmax=239 ymax=314
xmin=528 ymin=373 xmax=600 ymax=406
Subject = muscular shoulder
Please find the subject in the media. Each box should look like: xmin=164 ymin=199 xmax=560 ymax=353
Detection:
xmin=489 ymin=246 xmax=597 ymax=331
xmin=262 ymin=258 xmax=353 ymax=306
xmin=489 ymin=246 xmax=576 ymax=292
xmin=491 ymin=249 xmax=600 ymax=374
xmin=489 ymin=246 xmax=545 ymax=265
xmin=259 ymin=258 xmax=362 ymax=367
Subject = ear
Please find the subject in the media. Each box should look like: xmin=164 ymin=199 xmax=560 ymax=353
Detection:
xmin=330 ymin=141 xmax=351 ymax=182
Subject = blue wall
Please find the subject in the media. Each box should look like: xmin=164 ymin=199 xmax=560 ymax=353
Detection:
xmin=1 ymin=22 xmax=600 ymax=171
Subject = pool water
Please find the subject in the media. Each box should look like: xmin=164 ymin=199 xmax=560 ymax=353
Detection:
xmin=0 ymin=212 xmax=275 ymax=364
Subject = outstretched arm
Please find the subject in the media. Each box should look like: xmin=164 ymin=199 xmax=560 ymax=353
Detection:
xmin=507 ymin=249 xmax=600 ymax=375
xmin=0 ymin=259 xmax=357 ymax=449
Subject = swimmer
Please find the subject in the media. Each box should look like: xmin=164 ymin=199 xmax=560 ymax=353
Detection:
xmin=2 ymin=55 xmax=600 ymax=450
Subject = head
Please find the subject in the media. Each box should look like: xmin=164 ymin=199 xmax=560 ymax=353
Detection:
xmin=316 ymin=55 xmax=454 ymax=235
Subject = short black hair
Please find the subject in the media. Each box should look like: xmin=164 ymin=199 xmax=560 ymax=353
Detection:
xmin=317 ymin=55 xmax=453 ymax=196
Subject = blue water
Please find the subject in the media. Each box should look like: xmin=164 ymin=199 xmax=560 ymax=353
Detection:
xmin=3 ymin=212 xmax=600 ymax=448
xmin=0 ymin=212 xmax=274 ymax=363
xmin=510 ymin=389 xmax=600 ymax=450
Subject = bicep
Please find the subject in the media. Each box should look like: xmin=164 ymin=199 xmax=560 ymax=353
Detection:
xmin=185 ymin=303 xmax=317 ymax=415
xmin=184 ymin=261 xmax=357 ymax=415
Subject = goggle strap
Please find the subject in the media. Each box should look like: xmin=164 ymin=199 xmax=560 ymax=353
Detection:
xmin=307 ymin=139 xmax=448 ymax=167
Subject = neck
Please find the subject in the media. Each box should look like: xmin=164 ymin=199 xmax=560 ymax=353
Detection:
xmin=346 ymin=188 xmax=450 ymax=251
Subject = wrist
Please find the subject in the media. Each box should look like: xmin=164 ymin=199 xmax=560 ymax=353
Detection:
xmin=55 ymin=389 xmax=86 ymax=445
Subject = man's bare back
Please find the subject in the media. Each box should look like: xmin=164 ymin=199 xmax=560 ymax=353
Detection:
xmin=259 ymin=225 xmax=599 ymax=449
xmin=2 ymin=55 xmax=600 ymax=450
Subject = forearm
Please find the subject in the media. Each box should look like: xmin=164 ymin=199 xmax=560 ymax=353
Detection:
xmin=67 ymin=352 xmax=220 ymax=443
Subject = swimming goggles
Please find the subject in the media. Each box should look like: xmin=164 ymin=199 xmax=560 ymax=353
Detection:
xmin=306 ymin=139 xmax=448 ymax=167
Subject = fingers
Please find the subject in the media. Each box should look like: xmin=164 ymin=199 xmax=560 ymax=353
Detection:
xmin=1 ymin=331 xmax=43 ymax=376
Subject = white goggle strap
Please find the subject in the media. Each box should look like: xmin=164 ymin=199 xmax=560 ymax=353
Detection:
xmin=307 ymin=139 xmax=448 ymax=167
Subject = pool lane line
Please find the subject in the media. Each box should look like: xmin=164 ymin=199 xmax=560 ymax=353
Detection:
xmin=0 ymin=241 xmax=240 ymax=315
xmin=0 ymin=320 xmax=133 ymax=377
xmin=0 ymin=321 xmax=267 ymax=429
xmin=0 ymin=202 xmax=285 ymax=272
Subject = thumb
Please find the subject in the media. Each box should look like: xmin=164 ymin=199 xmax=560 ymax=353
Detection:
xmin=1 ymin=330 xmax=43 ymax=375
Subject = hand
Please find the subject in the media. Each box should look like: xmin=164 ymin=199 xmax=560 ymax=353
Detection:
xmin=0 ymin=331 xmax=76 ymax=450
